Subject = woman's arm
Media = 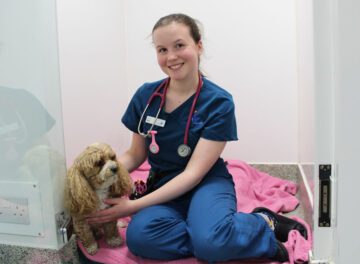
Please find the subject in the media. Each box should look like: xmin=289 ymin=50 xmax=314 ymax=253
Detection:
xmin=118 ymin=133 xmax=147 ymax=172
xmin=133 ymin=138 xmax=226 ymax=209
xmin=86 ymin=138 xmax=226 ymax=223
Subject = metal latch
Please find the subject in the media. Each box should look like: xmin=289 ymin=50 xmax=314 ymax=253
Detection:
xmin=319 ymin=164 xmax=331 ymax=227
xmin=56 ymin=211 xmax=73 ymax=243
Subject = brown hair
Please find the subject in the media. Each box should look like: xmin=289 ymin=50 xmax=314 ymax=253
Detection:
xmin=152 ymin=13 xmax=202 ymax=44
xmin=152 ymin=13 xmax=205 ymax=75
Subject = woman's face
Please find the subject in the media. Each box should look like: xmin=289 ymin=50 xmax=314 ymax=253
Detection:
xmin=152 ymin=22 xmax=202 ymax=82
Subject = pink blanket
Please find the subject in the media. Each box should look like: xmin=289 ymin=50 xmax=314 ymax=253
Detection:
xmin=78 ymin=160 xmax=312 ymax=264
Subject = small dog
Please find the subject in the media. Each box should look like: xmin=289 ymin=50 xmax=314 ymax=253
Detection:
xmin=65 ymin=143 xmax=132 ymax=255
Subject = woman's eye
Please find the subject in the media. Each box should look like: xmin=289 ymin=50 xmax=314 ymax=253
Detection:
xmin=175 ymin=43 xmax=184 ymax=49
xmin=158 ymin=48 xmax=167 ymax=54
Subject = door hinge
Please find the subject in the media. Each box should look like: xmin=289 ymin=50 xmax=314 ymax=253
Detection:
xmin=319 ymin=164 xmax=331 ymax=227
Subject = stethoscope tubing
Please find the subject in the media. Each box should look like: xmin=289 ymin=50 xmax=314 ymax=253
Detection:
xmin=137 ymin=74 xmax=203 ymax=150
xmin=184 ymin=78 xmax=203 ymax=145
xmin=137 ymin=78 xmax=169 ymax=138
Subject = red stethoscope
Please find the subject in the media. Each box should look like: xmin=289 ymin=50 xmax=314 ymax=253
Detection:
xmin=137 ymin=75 xmax=203 ymax=158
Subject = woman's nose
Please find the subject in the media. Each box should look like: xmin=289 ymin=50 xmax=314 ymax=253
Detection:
xmin=167 ymin=51 xmax=178 ymax=60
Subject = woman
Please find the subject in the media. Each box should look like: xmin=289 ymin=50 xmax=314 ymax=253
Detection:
xmin=87 ymin=13 xmax=307 ymax=263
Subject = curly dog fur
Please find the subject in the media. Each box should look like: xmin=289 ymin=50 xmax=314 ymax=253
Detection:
xmin=65 ymin=143 xmax=132 ymax=255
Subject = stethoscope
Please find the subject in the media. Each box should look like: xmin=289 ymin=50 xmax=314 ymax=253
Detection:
xmin=137 ymin=75 xmax=203 ymax=158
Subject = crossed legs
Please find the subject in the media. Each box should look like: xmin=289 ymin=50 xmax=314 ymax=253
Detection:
xmin=126 ymin=175 xmax=277 ymax=262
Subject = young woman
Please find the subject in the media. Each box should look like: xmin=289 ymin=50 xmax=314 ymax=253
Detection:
xmin=87 ymin=13 xmax=307 ymax=263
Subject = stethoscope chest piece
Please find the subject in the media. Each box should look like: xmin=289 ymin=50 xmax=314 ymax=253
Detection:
xmin=177 ymin=144 xmax=191 ymax=158
xmin=139 ymin=75 xmax=203 ymax=158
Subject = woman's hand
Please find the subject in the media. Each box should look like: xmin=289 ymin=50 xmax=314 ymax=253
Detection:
xmin=86 ymin=198 xmax=137 ymax=224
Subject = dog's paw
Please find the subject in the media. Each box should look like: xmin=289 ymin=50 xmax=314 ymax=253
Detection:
xmin=85 ymin=242 xmax=98 ymax=255
xmin=106 ymin=236 xmax=123 ymax=247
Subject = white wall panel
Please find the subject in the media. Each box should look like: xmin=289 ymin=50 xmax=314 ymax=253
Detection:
xmin=333 ymin=0 xmax=360 ymax=262
xmin=57 ymin=0 xmax=129 ymax=165
xmin=58 ymin=0 xmax=298 ymax=164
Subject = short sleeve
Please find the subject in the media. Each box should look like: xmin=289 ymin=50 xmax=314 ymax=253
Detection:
xmin=202 ymin=97 xmax=238 ymax=141
xmin=121 ymin=84 xmax=146 ymax=133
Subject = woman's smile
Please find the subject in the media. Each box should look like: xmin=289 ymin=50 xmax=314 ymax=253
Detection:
xmin=168 ymin=63 xmax=184 ymax=70
xmin=153 ymin=22 xmax=202 ymax=82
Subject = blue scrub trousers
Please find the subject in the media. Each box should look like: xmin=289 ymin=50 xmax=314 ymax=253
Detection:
xmin=126 ymin=174 xmax=278 ymax=262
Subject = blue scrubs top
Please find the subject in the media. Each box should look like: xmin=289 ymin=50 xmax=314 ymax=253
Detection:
xmin=122 ymin=77 xmax=238 ymax=189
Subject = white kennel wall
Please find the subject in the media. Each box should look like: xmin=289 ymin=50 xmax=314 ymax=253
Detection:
xmin=57 ymin=0 xmax=130 ymax=167
xmin=57 ymin=0 xmax=299 ymax=166
xmin=297 ymin=0 xmax=360 ymax=262
xmin=0 ymin=0 xmax=67 ymax=249
xmin=329 ymin=0 xmax=360 ymax=262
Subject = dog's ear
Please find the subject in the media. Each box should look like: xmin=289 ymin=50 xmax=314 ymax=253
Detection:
xmin=65 ymin=165 xmax=99 ymax=215
xmin=110 ymin=162 xmax=133 ymax=197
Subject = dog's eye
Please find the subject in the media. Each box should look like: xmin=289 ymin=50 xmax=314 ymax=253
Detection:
xmin=95 ymin=159 xmax=105 ymax=167
xmin=110 ymin=154 xmax=116 ymax=161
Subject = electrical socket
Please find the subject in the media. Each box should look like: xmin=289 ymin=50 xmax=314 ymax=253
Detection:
xmin=0 ymin=197 xmax=30 ymax=225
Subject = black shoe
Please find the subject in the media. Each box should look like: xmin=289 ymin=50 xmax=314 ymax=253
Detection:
xmin=269 ymin=240 xmax=289 ymax=262
xmin=252 ymin=207 xmax=308 ymax=242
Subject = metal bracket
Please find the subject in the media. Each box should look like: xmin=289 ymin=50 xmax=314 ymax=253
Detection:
xmin=56 ymin=211 xmax=73 ymax=244
xmin=309 ymin=250 xmax=332 ymax=264
xmin=319 ymin=164 xmax=331 ymax=227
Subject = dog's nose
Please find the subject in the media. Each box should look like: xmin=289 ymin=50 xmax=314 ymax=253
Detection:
xmin=110 ymin=165 xmax=118 ymax=173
